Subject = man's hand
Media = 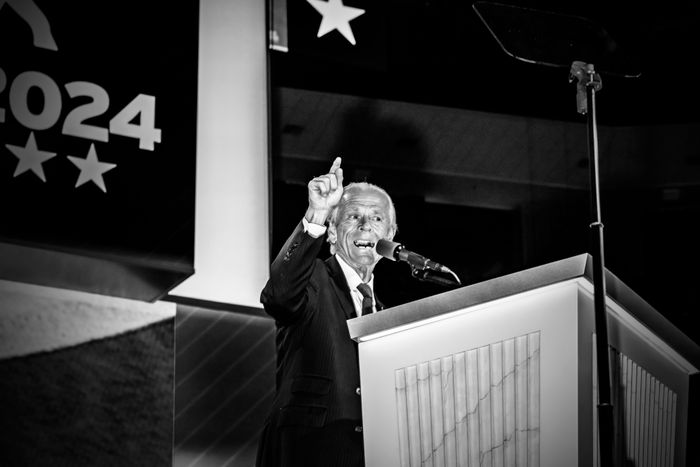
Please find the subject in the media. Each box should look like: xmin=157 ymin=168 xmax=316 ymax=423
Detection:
xmin=306 ymin=157 xmax=344 ymax=225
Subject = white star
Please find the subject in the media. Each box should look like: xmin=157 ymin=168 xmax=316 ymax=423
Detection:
xmin=5 ymin=131 xmax=57 ymax=182
xmin=307 ymin=0 xmax=365 ymax=45
xmin=67 ymin=144 xmax=116 ymax=193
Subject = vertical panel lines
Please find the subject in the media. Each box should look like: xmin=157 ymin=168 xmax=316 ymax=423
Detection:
xmin=527 ymin=332 xmax=540 ymax=466
xmin=490 ymin=341 xmax=504 ymax=467
xmin=418 ymin=362 xmax=433 ymax=466
xmin=442 ymin=356 xmax=457 ymax=467
xmin=394 ymin=331 xmax=541 ymax=466
xmin=515 ymin=335 xmax=528 ymax=466
xmin=596 ymin=348 xmax=678 ymax=467
xmin=503 ymin=338 xmax=516 ymax=467
xmin=396 ymin=368 xmax=411 ymax=467
xmin=466 ymin=349 xmax=480 ymax=467
xmin=454 ymin=351 xmax=469 ymax=466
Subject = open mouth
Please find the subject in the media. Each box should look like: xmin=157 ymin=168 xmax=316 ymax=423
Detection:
xmin=353 ymin=240 xmax=375 ymax=249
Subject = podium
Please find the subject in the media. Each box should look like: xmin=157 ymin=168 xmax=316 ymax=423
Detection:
xmin=348 ymin=254 xmax=699 ymax=466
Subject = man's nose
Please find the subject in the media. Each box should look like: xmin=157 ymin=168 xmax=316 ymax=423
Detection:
xmin=359 ymin=217 xmax=371 ymax=230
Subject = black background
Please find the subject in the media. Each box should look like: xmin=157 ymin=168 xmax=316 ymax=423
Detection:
xmin=0 ymin=0 xmax=198 ymax=264
xmin=268 ymin=0 xmax=700 ymax=345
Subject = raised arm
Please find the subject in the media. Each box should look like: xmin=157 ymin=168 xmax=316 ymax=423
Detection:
xmin=305 ymin=156 xmax=344 ymax=226
xmin=261 ymin=157 xmax=345 ymax=322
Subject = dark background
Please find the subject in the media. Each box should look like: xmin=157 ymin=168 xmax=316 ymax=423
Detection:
xmin=268 ymin=0 xmax=700 ymax=345
xmin=0 ymin=0 xmax=198 ymax=300
xmin=0 ymin=0 xmax=197 ymax=264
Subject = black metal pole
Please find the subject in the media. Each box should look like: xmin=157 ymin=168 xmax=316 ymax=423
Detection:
xmin=578 ymin=63 xmax=616 ymax=467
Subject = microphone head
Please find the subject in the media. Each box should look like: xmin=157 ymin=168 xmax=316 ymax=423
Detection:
xmin=376 ymin=239 xmax=400 ymax=261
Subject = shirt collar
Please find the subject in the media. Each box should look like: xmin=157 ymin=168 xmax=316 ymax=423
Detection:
xmin=335 ymin=254 xmax=374 ymax=291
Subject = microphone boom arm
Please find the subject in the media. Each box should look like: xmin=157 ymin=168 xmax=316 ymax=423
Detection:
xmin=411 ymin=266 xmax=462 ymax=287
xmin=377 ymin=239 xmax=461 ymax=286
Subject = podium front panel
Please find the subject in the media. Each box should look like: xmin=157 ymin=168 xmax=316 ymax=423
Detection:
xmin=357 ymin=279 xmax=583 ymax=466
xmin=355 ymin=270 xmax=698 ymax=467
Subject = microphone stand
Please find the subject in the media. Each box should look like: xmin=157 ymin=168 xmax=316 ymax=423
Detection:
xmin=411 ymin=267 xmax=461 ymax=287
xmin=569 ymin=61 xmax=615 ymax=467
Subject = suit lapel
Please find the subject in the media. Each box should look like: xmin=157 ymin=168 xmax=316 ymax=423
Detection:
xmin=326 ymin=256 xmax=357 ymax=320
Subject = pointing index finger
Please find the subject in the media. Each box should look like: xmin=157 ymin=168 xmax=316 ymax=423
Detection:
xmin=336 ymin=166 xmax=343 ymax=187
xmin=328 ymin=156 xmax=342 ymax=174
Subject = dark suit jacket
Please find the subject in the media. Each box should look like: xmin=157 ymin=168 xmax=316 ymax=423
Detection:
xmin=256 ymin=223 xmax=382 ymax=467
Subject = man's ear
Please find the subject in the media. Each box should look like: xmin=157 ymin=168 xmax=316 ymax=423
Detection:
xmin=327 ymin=224 xmax=338 ymax=254
xmin=327 ymin=223 xmax=337 ymax=244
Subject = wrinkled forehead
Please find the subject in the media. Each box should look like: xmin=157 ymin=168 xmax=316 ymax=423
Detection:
xmin=340 ymin=185 xmax=392 ymax=213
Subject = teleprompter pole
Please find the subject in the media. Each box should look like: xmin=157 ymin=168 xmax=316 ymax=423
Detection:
xmin=570 ymin=61 xmax=616 ymax=467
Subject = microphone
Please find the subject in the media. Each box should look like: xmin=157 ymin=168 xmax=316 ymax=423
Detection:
xmin=376 ymin=239 xmax=461 ymax=285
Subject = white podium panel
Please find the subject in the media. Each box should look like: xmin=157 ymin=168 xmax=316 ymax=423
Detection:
xmin=358 ymin=281 xmax=578 ymax=466
xmin=349 ymin=255 xmax=699 ymax=467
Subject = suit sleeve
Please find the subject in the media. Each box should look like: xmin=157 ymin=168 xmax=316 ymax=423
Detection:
xmin=260 ymin=222 xmax=326 ymax=324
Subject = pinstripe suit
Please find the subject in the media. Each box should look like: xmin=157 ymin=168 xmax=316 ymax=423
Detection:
xmin=256 ymin=222 xmax=382 ymax=467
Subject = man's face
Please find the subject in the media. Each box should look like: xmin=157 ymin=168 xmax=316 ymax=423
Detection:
xmin=330 ymin=186 xmax=395 ymax=273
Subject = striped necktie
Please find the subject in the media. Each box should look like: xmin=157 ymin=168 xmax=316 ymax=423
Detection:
xmin=356 ymin=283 xmax=374 ymax=316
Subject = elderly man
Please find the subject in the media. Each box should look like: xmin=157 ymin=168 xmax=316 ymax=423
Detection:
xmin=256 ymin=157 xmax=397 ymax=467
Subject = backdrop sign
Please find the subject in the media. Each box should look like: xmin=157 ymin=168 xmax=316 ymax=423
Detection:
xmin=0 ymin=0 xmax=198 ymax=300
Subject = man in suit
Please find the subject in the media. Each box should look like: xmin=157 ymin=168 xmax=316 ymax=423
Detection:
xmin=256 ymin=157 xmax=397 ymax=467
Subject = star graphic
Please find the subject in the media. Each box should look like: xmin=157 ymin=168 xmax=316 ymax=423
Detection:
xmin=307 ymin=0 xmax=365 ymax=45
xmin=67 ymin=144 xmax=117 ymax=193
xmin=5 ymin=131 xmax=57 ymax=182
